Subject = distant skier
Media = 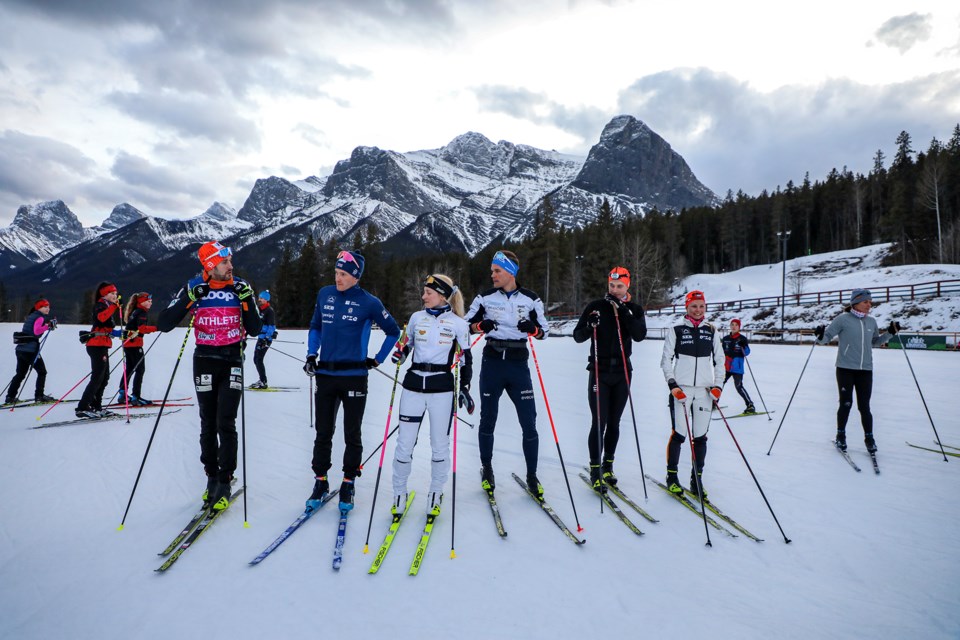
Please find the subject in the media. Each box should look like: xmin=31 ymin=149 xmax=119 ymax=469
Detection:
xmin=249 ymin=290 xmax=276 ymax=389
xmin=813 ymin=288 xmax=898 ymax=453
xmin=466 ymin=249 xmax=549 ymax=500
xmin=721 ymin=319 xmax=755 ymax=414
xmin=76 ymin=283 xmax=123 ymax=419
xmin=118 ymin=292 xmax=157 ymax=406
xmin=572 ymin=266 xmax=646 ymax=491
xmin=302 ymin=251 xmax=401 ymax=513
xmin=158 ymin=242 xmax=262 ymax=511
xmin=389 ymin=274 xmax=473 ymax=517
xmin=660 ymin=290 xmax=725 ymax=499
xmin=4 ymin=298 xmax=57 ymax=406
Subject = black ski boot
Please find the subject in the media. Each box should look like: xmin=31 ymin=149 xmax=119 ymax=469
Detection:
xmin=306 ymin=476 xmax=329 ymax=512
xmin=480 ymin=465 xmax=495 ymax=492
xmin=835 ymin=430 xmax=847 ymax=451
xmin=602 ymin=459 xmax=618 ymax=486
xmin=338 ymin=478 xmax=355 ymax=512
xmin=526 ymin=473 xmax=544 ymax=502
xmin=589 ymin=463 xmax=605 ymax=492
xmin=690 ymin=472 xmax=708 ymax=502
xmin=202 ymin=475 xmax=218 ymax=506
xmin=864 ymin=433 xmax=877 ymax=453
xmin=666 ymin=469 xmax=683 ymax=496
xmin=211 ymin=478 xmax=233 ymax=511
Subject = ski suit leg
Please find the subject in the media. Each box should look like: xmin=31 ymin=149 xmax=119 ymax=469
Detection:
xmin=79 ymin=346 xmax=109 ymax=410
xmin=503 ymin=360 xmax=539 ymax=476
xmin=586 ymin=370 xmax=607 ymax=464
xmin=730 ymin=372 xmax=752 ymax=406
xmin=6 ymin=352 xmax=33 ymax=402
xmin=312 ymin=374 xmax=341 ymax=477
xmin=478 ymin=357 xmax=508 ymax=467
xmin=253 ymin=339 xmax=269 ymax=383
xmin=392 ymin=390 xmax=426 ymax=495
xmin=195 ymin=358 xmax=242 ymax=482
xmin=602 ymin=372 xmax=628 ymax=460
xmin=124 ymin=347 xmax=145 ymax=398
xmin=338 ymin=375 xmax=368 ymax=478
xmin=836 ymin=367 xmax=856 ymax=431
xmin=32 ymin=355 xmax=47 ymax=398
xmin=852 ymin=370 xmax=874 ymax=435
xmin=427 ymin=391 xmax=454 ymax=494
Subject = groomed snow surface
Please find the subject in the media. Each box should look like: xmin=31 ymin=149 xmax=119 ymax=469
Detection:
xmin=0 ymin=325 xmax=957 ymax=640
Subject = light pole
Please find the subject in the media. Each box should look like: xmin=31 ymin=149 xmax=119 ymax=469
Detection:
xmin=776 ymin=230 xmax=791 ymax=339
xmin=575 ymin=255 xmax=584 ymax=312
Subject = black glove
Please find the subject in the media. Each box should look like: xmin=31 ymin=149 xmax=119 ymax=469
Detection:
xmin=517 ymin=310 xmax=539 ymax=335
xmin=474 ymin=319 xmax=498 ymax=334
xmin=46 ymin=317 xmax=58 ymax=330
xmin=188 ymin=282 xmax=210 ymax=302
xmin=303 ymin=355 xmax=317 ymax=376
xmin=887 ymin=321 xmax=901 ymax=335
xmin=233 ymin=281 xmax=254 ymax=301
xmin=391 ymin=343 xmax=410 ymax=365
xmin=587 ymin=310 xmax=600 ymax=328
xmin=365 ymin=357 xmax=379 ymax=369
xmin=814 ymin=325 xmax=825 ymax=341
xmin=458 ymin=388 xmax=475 ymax=415
xmin=272 ymin=330 xmax=279 ymax=340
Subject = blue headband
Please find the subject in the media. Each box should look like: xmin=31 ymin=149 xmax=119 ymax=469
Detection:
xmin=492 ymin=251 xmax=519 ymax=277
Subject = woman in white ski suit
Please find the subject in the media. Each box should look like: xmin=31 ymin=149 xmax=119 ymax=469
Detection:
xmin=390 ymin=274 xmax=473 ymax=516
xmin=660 ymin=290 xmax=725 ymax=497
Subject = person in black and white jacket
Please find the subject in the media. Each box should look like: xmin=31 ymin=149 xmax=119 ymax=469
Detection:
xmin=466 ymin=250 xmax=549 ymax=500
xmin=390 ymin=274 xmax=473 ymax=518
xmin=660 ymin=290 xmax=725 ymax=500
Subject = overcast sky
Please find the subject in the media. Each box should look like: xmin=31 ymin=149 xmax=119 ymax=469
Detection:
xmin=1 ymin=0 xmax=958 ymax=226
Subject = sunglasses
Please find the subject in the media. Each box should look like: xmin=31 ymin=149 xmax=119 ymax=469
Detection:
xmin=337 ymin=250 xmax=358 ymax=265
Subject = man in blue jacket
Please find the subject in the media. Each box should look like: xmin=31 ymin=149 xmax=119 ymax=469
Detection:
xmin=303 ymin=250 xmax=401 ymax=511
xmin=721 ymin=319 xmax=755 ymax=414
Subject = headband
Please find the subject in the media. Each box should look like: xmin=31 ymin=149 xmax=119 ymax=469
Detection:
xmin=492 ymin=251 xmax=519 ymax=277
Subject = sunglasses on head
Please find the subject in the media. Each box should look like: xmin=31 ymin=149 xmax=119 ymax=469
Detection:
xmin=215 ymin=246 xmax=232 ymax=259
xmin=337 ymin=250 xmax=357 ymax=265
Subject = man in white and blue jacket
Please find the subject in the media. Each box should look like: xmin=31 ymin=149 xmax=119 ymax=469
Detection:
xmin=303 ymin=250 xmax=401 ymax=511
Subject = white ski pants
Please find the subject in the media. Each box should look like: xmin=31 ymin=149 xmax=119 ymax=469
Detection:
xmin=392 ymin=390 xmax=455 ymax=495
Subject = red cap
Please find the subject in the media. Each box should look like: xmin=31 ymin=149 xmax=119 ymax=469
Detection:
xmin=731 ymin=318 xmax=741 ymax=326
xmin=34 ymin=299 xmax=50 ymax=310
xmin=685 ymin=290 xmax=705 ymax=306
xmin=608 ymin=266 xmax=630 ymax=289
xmin=198 ymin=241 xmax=231 ymax=272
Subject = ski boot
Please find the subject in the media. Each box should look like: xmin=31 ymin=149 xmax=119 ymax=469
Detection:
xmin=202 ymin=475 xmax=219 ymax=506
xmin=835 ymin=430 xmax=847 ymax=452
xmin=391 ymin=492 xmax=408 ymax=517
xmin=480 ymin=464 xmax=495 ymax=492
xmin=34 ymin=394 xmax=56 ymax=403
xmin=690 ymin=472 xmax=708 ymax=502
xmin=248 ymin=380 xmax=268 ymax=390
xmin=427 ymin=492 xmax=443 ymax=516
xmin=602 ymin=459 xmax=618 ymax=486
xmin=211 ymin=478 xmax=233 ymax=511
xmin=338 ymin=478 xmax=355 ymax=512
xmin=306 ymin=476 xmax=329 ymax=512
xmin=116 ymin=389 xmax=128 ymax=404
xmin=864 ymin=433 xmax=877 ymax=454
xmin=743 ymin=403 xmax=756 ymax=415
xmin=589 ymin=463 xmax=606 ymax=493
xmin=75 ymin=408 xmax=100 ymax=419
xmin=666 ymin=470 xmax=683 ymax=496
xmin=526 ymin=473 xmax=544 ymax=502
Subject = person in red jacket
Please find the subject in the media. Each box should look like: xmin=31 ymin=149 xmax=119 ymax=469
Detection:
xmin=118 ymin=292 xmax=157 ymax=406
xmin=77 ymin=282 xmax=123 ymax=418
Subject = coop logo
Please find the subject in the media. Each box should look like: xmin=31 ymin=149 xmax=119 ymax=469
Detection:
xmin=905 ymin=335 xmax=927 ymax=350
xmin=204 ymin=290 xmax=236 ymax=301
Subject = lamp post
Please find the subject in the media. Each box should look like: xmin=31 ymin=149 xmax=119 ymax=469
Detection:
xmin=776 ymin=230 xmax=791 ymax=339
xmin=575 ymin=255 xmax=584 ymax=312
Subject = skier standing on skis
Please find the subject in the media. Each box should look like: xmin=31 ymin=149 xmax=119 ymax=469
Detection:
xmin=249 ymin=290 xmax=276 ymax=389
xmin=466 ymin=250 xmax=549 ymax=500
xmin=720 ymin=319 xmax=755 ymax=415
xmin=118 ymin=292 xmax=157 ymax=406
xmin=813 ymin=288 xmax=897 ymax=453
xmin=303 ymin=250 xmax=401 ymax=513
xmin=158 ymin=242 xmax=262 ymax=511
xmin=76 ymin=283 xmax=123 ymax=418
xmin=389 ymin=274 xmax=473 ymax=517
xmin=660 ymin=290 xmax=725 ymax=499
xmin=4 ymin=298 xmax=57 ymax=406
xmin=572 ymin=266 xmax=646 ymax=491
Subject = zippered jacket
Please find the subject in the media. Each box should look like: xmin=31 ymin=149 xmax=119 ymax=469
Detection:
xmin=818 ymin=312 xmax=892 ymax=371
xmin=660 ymin=318 xmax=725 ymax=388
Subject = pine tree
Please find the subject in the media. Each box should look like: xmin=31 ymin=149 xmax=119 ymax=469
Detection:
xmin=295 ymin=236 xmax=321 ymax=326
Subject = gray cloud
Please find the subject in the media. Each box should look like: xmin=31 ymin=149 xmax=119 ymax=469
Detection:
xmin=874 ymin=13 xmax=933 ymax=54
xmin=0 ymin=130 xmax=95 ymax=205
xmin=107 ymin=91 xmax=261 ymax=150
xmin=110 ymin=152 xmax=214 ymax=198
xmin=473 ymin=85 xmax=610 ymax=141
xmin=615 ymin=68 xmax=960 ymax=195
xmin=293 ymin=123 xmax=329 ymax=148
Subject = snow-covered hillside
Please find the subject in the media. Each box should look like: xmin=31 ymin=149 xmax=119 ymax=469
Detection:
xmin=0 ymin=324 xmax=956 ymax=639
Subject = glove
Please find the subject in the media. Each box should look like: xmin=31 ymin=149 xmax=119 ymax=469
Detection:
xmin=140 ymin=325 xmax=157 ymax=333
xmin=813 ymin=325 xmax=825 ymax=340
xmin=474 ymin=319 xmax=498 ymax=334
xmin=458 ymin=388 xmax=475 ymax=415
xmin=391 ymin=343 xmax=410 ymax=365
xmin=668 ymin=380 xmax=686 ymax=401
xmin=188 ymin=282 xmax=210 ymax=302
xmin=272 ymin=331 xmax=279 ymax=340
xmin=46 ymin=317 xmax=58 ymax=330
xmin=709 ymin=387 xmax=722 ymax=401
xmin=887 ymin=321 xmax=901 ymax=335
xmin=303 ymin=355 xmax=317 ymax=376
xmin=365 ymin=357 xmax=379 ymax=369
xmin=233 ymin=281 xmax=254 ymax=301
xmin=110 ymin=329 xmax=123 ymax=338
xmin=517 ymin=310 xmax=540 ymax=336
xmin=587 ymin=310 xmax=600 ymax=328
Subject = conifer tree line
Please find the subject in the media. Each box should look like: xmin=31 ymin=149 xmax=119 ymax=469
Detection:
xmin=263 ymin=126 xmax=960 ymax=325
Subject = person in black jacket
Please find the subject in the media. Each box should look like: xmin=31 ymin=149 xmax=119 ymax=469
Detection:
xmin=4 ymin=298 xmax=57 ymax=405
xmin=118 ymin=292 xmax=158 ymax=406
xmin=158 ymin=241 xmax=262 ymax=511
xmin=249 ymin=290 xmax=276 ymax=389
xmin=77 ymin=283 xmax=122 ymax=418
xmin=572 ymin=266 xmax=647 ymax=490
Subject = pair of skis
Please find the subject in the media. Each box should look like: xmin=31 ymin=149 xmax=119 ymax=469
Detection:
xmin=644 ymin=474 xmax=764 ymax=542
xmin=833 ymin=441 xmax=880 ymax=474
xmin=32 ymin=408 xmax=183 ymax=429
xmin=156 ymin=487 xmax=245 ymax=572
xmin=578 ymin=466 xmax=659 ymax=537
xmin=366 ymin=493 xmax=450 ymax=576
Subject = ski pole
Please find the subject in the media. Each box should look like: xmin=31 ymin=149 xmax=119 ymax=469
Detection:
xmin=714 ymin=403 xmax=792 ymax=543
xmin=680 ymin=399 xmax=712 ymax=547
xmin=744 ymin=356 xmax=772 ymax=420
xmin=766 ymin=340 xmax=817 ymax=455
xmin=262 ymin=344 xmax=305 ymax=365
xmin=118 ymin=319 xmax=194 ymax=530
xmin=37 ymin=342 xmax=125 ymax=420
xmin=896 ymin=333 xmax=948 ymax=462
xmin=363 ymin=326 xmax=406 ymax=553
xmin=240 ymin=344 xmax=250 ymax=526
xmin=450 ymin=352 xmax=461 ymax=559
xmin=308 ymin=375 xmax=314 ymax=429
xmin=106 ymin=332 xmax=162 ymax=407
xmin=528 ymin=335 xmax=583 ymax=533
xmin=591 ymin=323 xmax=604 ymax=513
xmin=359 ymin=425 xmax=399 ymax=470
xmin=7 ymin=333 xmax=50 ymax=410
xmin=611 ymin=303 xmax=649 ymax=498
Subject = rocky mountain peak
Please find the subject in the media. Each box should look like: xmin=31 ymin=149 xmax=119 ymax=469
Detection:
xmin=197 ymin=201 xmax=238 ymax=222
xmin=11 ymin=200 xmax=86 ymax=240
xmin=441 ymin=132 xmax=513 ymax=179
xmin=100 ymin=203 xmax=147 ymax=231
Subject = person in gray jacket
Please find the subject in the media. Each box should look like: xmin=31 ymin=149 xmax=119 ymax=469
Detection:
xmin=813 ymin=288 xmax=899 ymax=453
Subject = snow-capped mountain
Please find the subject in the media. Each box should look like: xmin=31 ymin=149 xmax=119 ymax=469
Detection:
xmin=4 ymin=116 xmax=717 ymax=299
xmin=0 ymin=201 xmax=90 ymax=270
